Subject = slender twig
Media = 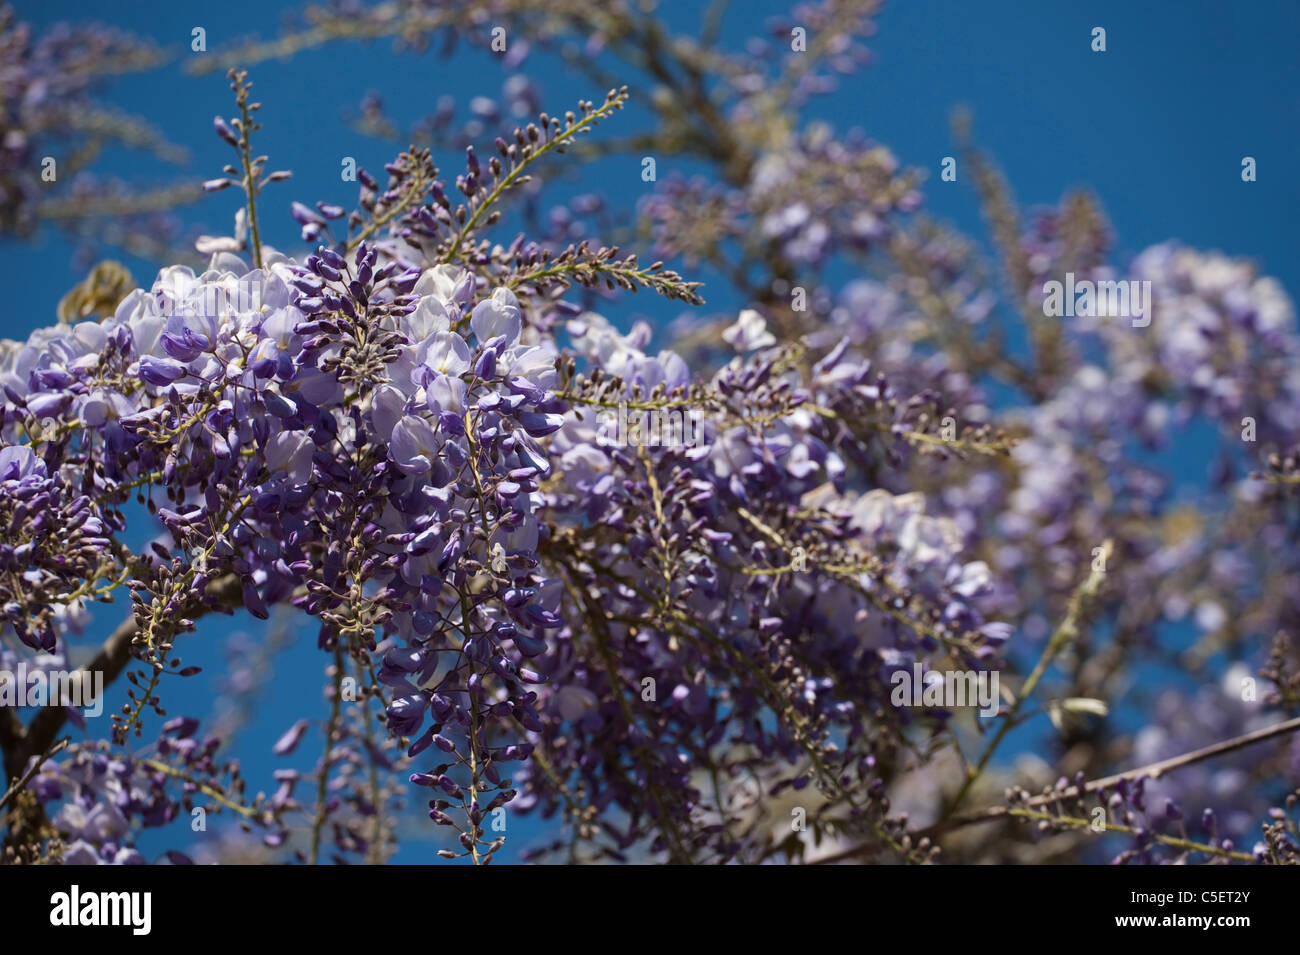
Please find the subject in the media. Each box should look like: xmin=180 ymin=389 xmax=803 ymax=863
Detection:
xmin=917 ymin=713 xmax=1300 ymax=841
xmin=945 ymin=541 xmax=1113 ymax=815
xmin=442 ymin=88 xmax=629 ymax=264
xmin=139 ymin=758 xmax=263 ymax=819
xmin=355 ymin=657 xmax=387 ymax=865
xmin=0 ymin=737 xmax=70 ymax=815
xmin=228 ymin=69 xmax=264 ymax=269
xmin=812 ymin=710 xmax=1300 ymax=866
xmin=309 ymin=645 xmax=345 ymax=866
xmin=19 ymin=574 xmax=243 ymax=771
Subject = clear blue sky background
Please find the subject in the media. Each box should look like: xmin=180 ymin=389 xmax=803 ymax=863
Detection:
xmin=5 ymin=0 xmax=1298 ymax=862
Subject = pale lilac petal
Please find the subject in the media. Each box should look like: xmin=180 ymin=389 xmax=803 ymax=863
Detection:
xmin=470 ymin=288 xmax=522 ymax=347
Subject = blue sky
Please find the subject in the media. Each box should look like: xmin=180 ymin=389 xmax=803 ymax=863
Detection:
xmin=10 ymin=0 xmax=1298 ymax=319
xmin=5 ymin=0 xmax=1298 ymax=863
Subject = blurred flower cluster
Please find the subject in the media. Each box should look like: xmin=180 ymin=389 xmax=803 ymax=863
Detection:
xmin=0 ymin=4 xmax=200 ymax=262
